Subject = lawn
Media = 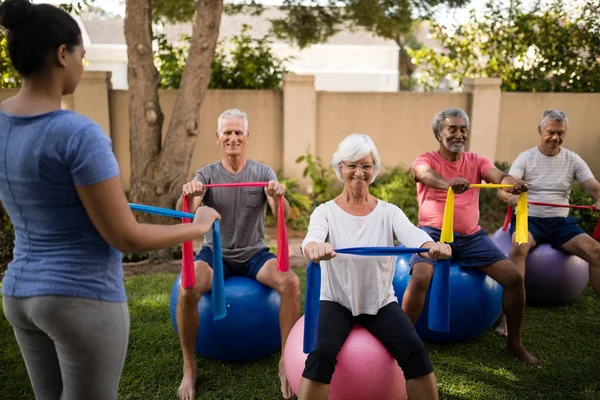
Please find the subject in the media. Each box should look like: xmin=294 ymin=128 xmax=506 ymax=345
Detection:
xmin=1 ymin=268 xmax=599 ymax=399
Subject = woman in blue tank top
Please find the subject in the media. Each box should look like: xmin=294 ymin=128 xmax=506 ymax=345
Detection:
xmin=0 ymin=1 xmax=219 ymax=399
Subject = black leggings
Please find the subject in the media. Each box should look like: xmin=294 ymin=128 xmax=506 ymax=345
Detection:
xmin=302 ymin=300 xmax=433 ymax=384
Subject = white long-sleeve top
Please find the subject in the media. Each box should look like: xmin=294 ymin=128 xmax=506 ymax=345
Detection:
xmin=301 ymin=200 xmax=433 ymax=316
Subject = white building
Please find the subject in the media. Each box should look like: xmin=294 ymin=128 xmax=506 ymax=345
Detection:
xmin=77 ymin=7 xmax=441 ymax=92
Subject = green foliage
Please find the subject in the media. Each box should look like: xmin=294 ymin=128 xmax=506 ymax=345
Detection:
xmin=276 ymin=170 xmax=313 ymax=230
xmin=0 ymin=32 xmax=20 ymax=89
xmin=151 ymin=0 xmax=197 ymax=23
xmin=270 ymin=0 xmax=469 ymax=49
xmin=154 ymin=33 xmax=187 ymax=89
xmin=270 ymin=4 xmax=343 ymax=49
xmin=569 ymin=184 xmax=598 ymax=237
xmin=209 ymin=24 xmax=291 ymax=90
xmin=296 ymin=151 xmax=343 ymax=205
xmin=410 ymin=0 xmax=600 ymax=92
xmin=57 ymin=0 xmax=94 ymax=14
xmin=150 ymin=0 xmax=264 ymax=23
xmin=479 ymin=161 xmax=511 ymax=232
xmin=154 ymin=25 xmax=291 ymax=90
xmin=370 ymin=166 xmax=419 ymax=224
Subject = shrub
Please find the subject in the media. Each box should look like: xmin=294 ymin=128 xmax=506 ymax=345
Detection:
xmin=370 ymin=166 xmax=419 ymax=225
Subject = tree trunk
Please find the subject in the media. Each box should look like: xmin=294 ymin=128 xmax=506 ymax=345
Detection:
xmin=124 ymin=0 xmax=223 ymax=223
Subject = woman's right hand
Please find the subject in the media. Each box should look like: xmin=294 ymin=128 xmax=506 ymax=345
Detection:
xmin=307 ymin=243 xmax=336 ymax=263
xmin=193 ymin=206 xmax=220 ymax=231
xmin=183 ymin=180 xmax=206 ymax=197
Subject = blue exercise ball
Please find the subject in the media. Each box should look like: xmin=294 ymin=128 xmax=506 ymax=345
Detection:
xmin=169 ymin=274 xmax=282 ymax=361
xmin=393 ymin=254 xmax=503 ymax=342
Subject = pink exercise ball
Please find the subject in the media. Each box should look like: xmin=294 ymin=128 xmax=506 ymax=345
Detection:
xmin=283 ymin=316 xmax=407 ymax=400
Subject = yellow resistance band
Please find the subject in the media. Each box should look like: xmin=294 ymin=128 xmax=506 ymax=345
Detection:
xmin=441 ymin=184 xmax=528 ymax=244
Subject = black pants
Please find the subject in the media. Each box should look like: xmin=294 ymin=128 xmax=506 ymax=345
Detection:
xmin=302 ymin=301 xmax=433 ymax=384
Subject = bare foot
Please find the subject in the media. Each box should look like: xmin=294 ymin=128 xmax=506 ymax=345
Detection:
xmin=178 ymin=366 xmax=197 ymax=400
xmin=279 ymin=358 xmax=294 ymax=399
xmin=507 ymin=344 xmax=542 ymax=368
xmin=495 ymin=315 xmax=508 ymax=337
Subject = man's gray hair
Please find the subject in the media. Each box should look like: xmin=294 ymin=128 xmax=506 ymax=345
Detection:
xmin=331 ymin=133 xmax=381 ymax=184
xmin=431 ymin=108 xmax=470 ymax=137
xmin=539 ymin=109 xmax=568 ymax=131
xmin=217 ymin=109 xmax=249 ymax=134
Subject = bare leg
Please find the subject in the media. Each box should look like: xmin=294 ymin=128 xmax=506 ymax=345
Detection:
xmin=406 ymin=373 xmax=439 ymax=400
xmin=560 ymin=233 xmax=600 ymax=297
xmin=256 ymin=259 xmax=301 ymax=399
xmin=297 ymin=378 xmax=329 ymax=400
xmin=496 ymin=233 xmax=536 ymax=337
xmin=176 ymin=261 xmax=213 ymax=400
xmin=401 ymin=262 xmax=434 ymax=325
xmin=479 ymin=260 xmax=540 ymax=367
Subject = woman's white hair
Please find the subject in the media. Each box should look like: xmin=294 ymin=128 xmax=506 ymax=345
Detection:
xmin=331 ymin=133 xmax=381 ymax=183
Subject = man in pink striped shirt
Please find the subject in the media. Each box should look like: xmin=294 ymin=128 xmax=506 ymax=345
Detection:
xmin=401 ymin=108 xmax=540 ymax=368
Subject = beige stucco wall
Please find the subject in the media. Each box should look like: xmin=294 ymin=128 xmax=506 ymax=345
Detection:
xmin=315 ymin=92 xmax=470 ymax=170
xmin=110 ymin=89 xmax=283 ymax=190
xmin=497 ymin=93 xmax=600 ymax=176
xmin=4 ymin=71 xmax=600 ymax=192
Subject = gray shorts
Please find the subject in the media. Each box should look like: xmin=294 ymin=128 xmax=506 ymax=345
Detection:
xmin=2 ymin=295 xmax=130 ymax=400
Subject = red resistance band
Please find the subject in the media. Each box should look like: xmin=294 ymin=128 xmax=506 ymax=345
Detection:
xmin=502 ymin=202 xmax=600 ymax=240
xmin=181 ymin=182 xmax=290 ymax=288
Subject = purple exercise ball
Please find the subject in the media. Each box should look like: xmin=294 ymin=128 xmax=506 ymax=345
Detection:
xmin=491 ymin=227 xmax=589 ymax=306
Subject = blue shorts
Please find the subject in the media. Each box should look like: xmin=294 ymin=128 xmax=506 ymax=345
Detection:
xmin=509 ymin=215 xmax=585 ymax=248
xmin=409 ymin=226 xmax=507 ymax=269
xmin=194 ymin=246 xmax=276 ymax=279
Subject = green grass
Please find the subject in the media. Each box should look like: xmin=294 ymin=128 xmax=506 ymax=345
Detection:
xmin=1 ymin=269 xmax=600 ymax=399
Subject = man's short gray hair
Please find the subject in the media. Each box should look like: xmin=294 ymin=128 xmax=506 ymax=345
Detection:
xmin=217 ymin=109 xmax=249 ymax=134
xmin=431 ymin=108 xmax=470 ymax=137
xmin=331 ymin=133 xmax=381 ymax=184
xmin=539 ymin=109 xmax=568 ymax=130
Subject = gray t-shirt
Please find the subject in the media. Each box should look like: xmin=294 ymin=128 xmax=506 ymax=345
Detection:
xmin=194 ymin=159 xmax=277 ymax=264
xmin=509 ymin=147 xmax=594 ymax=218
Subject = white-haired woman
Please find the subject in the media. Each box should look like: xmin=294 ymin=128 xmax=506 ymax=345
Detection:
xmin=298 ymin=134 xmax=451 ymax=400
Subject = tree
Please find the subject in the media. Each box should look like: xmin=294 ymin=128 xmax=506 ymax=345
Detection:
xmin=267 ymin=0 xmax=470 ymax=90
xmin=146 ymin=1 xmax=469 ymax=91
xmin=154 ymin=24 xmax=291 ymax=90
xmin=409 ymin=0 xmax=600 ymax=92
xmin=124 ymin=0 xmax=222 ymax=221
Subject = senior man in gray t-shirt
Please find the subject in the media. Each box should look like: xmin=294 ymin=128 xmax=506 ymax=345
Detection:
xmin=174 ymin=109 xmax=300 ymax=400
xmin=496 ymin=109 xmax=600 ymax=336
